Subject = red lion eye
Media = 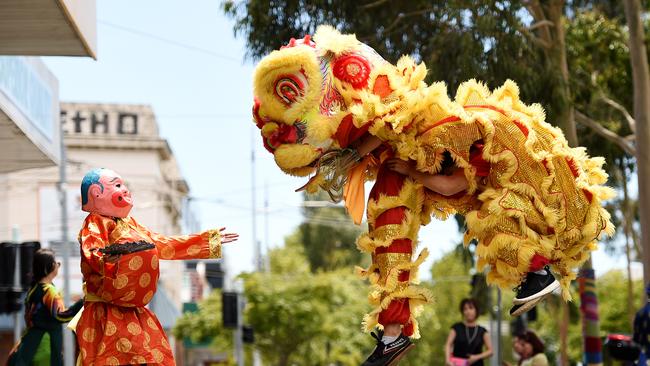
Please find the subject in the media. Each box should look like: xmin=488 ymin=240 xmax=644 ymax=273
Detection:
xmin=274 ymin=73 xmax=307 ymax=105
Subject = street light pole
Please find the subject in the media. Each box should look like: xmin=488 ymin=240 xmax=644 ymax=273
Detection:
xmin=251 ymin=129 xmax=260 ymax=272
xmin=58 ymin=114 xmax=74 ymax=366
xmin=496 ymin=288 xmax=502 ymax=365
xmin=264 ymin=181 xmax=270 ymax=273
xmin=12 ymin=226 xmax=21 ymax=344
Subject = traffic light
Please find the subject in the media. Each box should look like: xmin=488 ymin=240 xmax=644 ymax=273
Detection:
xmin=0 ymin=241 xmax=41 ymax=290
xmin=0 ymin=290 xmax=24 ymax=314
xmin=470 ymin=273 xmax=489 ymax=316
xmin=242 ymin=325 xmax=254 ymax=344
xmin=205 ymin=262 xmax=224 ymax=289
xmin=222 ymin=292 xmax=238 ymax=328
xmin=0 ymin=241 xmax=41 ymax=314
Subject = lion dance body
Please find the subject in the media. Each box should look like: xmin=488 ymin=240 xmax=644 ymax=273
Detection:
xmin=251 ymin=26 xmax=614 ymax=338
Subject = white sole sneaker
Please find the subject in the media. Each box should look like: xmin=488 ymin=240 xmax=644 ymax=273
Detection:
xmin=510 ymin=294 xmax=546 ymax=317
xmin=513 ymin=279 xmax=560 ymax=305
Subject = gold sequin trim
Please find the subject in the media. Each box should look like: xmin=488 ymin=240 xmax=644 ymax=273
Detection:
xmin=371 ymin=224 xmax=405 ymax=242
xmin=375 ymin=252 xmax=412 ymax=277
xmin=208 ymin=229 xmax=222 ymax=259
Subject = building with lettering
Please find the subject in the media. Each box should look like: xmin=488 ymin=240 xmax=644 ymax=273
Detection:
xmin=0 ymin=102 xmax=201 ymax=359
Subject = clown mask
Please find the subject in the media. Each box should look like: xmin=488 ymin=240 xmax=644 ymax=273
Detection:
xmin=81 ymin=168 xmax=133 ymax=218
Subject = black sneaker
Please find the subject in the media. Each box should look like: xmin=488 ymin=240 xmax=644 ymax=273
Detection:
xmin=513 ymin=266 xmax=559 ymax=305
xmin=361 ymin=331 xmax=414 ymax=366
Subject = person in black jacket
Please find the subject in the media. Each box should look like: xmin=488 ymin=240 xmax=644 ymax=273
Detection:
xmin=7 ymin=249 xmax=83 ymax=366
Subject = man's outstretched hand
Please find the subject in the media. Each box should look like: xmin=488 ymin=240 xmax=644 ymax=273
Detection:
xmin=219 ymin=227 xmax=239 ymax=244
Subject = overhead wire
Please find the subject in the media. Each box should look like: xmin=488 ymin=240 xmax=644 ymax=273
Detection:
xmin=98 ymin=20 xmax=242 ymax=63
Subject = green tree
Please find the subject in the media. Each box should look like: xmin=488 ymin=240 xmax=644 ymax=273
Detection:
xmin=172 ymin=290 xmax=234 ymax=357
xmin=173 ymin=244 xmax=370 ymax=366
xmin=622 ymin=0 xmax=650 ymax=295
xmin=531 ymin=270 xmax=645 ymax=363
xmin=242 ymin=244 xmax=369 ymax=366
xmin=294 ymin=192 xmax=365 ymax=272
xmin=400 ymin=250 xmax=474 ymax=364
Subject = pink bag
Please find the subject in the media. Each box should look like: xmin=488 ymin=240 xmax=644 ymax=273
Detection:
xmin=450 ymin=357 xmax=469 ymax=366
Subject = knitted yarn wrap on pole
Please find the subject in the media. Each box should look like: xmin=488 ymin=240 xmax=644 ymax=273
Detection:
xmin=251 ymin=25 xmax=615 ymax=338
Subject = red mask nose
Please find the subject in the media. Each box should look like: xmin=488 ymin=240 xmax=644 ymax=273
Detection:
xmin=111 ymin=191 xmax=131 ymax=207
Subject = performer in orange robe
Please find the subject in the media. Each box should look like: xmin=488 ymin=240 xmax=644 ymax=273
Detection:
xmin=72 ymin=168 xmax=238 ymax=365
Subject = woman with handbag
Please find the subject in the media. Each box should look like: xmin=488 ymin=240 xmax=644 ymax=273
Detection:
xmin=445 ymin=298 xmax=493 ymax=366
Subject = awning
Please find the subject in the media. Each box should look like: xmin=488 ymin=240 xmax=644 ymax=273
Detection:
xmin=0 ymin=57 xmax=60 ymax=172
xmin=0 ymin=0 xmax=97 ymax=58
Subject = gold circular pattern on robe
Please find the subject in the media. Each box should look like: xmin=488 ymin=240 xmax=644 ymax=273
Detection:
xmin=142 ymin=290 xmax=154 ymax=304
xmin=105 ymin=321 xmax=117 ymax=336
xmin=120 ymin=290 xmax=136 ymax=302
xmin=127 ymin=321 xmax=142 ymax=335
xmin=80 ymin=348 xmax=87 ymax=360
xmin=143 ymin=334 xmax=151 ymax=351
xmin=161 ymin=338 xmax=171 ymax=349
xmin=97 ymin=342 xmax=106 ymax=355
xmin=147 ymin=316 xmax=158 ymax=330
xmin=151 ymin=255 xmax=159 ymax=270
xmin=161 ymin=246 xmax=175 ymax=259
xmin=110 ymin=307 xmax=123 ymax=319
xmin=112 ymin=274 xmax=128 ymax=289
xmin=116 ymin=337 xmax=132 ymax=353
xmin=139 ymin=273 xmax=151 ymax=287
xmin=128 ymin=255 xmax=143 ymax=270
xmin=187 ymin=244 xmax=201 ymax=256
xmin=131 ymin=356 xmax=147 ymax=364
xmin=106 ymin=356 xmax=119 ymax=365
xmin=136 ymin=307 xmax=144 ymax=314
xmin=152 ymin=349 xmax=164 ymax=363
xmin=82 ymin=328 xmax=96 ymax=342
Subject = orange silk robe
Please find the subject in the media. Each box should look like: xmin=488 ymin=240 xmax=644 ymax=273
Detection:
xmin=75 ymin=213 xmax=222 ymax=365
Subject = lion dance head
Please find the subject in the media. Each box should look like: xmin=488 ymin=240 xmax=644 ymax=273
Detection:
xmin=252 ymin=26 xmax=392 ymax=179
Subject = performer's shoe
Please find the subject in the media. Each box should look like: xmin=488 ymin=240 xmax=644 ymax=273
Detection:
xmin=361 ymin=330 xmax=414 ymax=366
xmin=509 ymin=294 xmax=547 ymax=317
xmin=512 ymin=266 xmax=559 ymax=305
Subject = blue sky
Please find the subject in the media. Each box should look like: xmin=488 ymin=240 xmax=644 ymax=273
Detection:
xmin=42 ymin=0 xmax=632 ymax=281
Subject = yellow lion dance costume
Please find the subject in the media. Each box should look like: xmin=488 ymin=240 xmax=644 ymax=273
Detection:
xmin=252 ymin=26 xmax=614 ymax=338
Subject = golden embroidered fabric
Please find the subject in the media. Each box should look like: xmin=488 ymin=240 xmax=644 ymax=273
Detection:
xmin=253 ymin=26 xmax=615 ymax=330
xmin=208 ymin=229 xmax=222 ymax=259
